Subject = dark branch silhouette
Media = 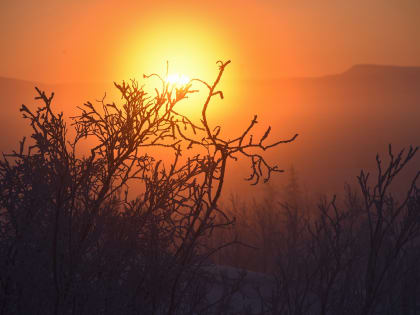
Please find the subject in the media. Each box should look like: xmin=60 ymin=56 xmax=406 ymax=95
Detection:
xmin=0 ymin=60 xmax=295 ymax=315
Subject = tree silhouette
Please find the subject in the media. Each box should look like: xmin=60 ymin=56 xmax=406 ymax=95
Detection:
xmin=0 ymin=60 xmax=297 ymax=314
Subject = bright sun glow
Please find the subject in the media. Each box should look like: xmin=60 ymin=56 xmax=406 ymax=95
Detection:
xmin=118 ymin=14 xmax=242 ymax=118
xmin=165 ymin=73 xmax=190 ymax=86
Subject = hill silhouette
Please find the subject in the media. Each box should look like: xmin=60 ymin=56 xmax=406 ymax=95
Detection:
xmin=234 ymin=64 xmax=420 ymax=195
xmin=340 ymin=64 xmax=420 ymax=78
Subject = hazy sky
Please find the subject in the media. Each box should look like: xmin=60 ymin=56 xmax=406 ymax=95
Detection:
xmin=1 ymin=0 xmax=420 ymax=83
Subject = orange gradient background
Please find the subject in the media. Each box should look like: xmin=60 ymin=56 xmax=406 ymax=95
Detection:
xmin=2 ymin=0 xmax=420 ymax=84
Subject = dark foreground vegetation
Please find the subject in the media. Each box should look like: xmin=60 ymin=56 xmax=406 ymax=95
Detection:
xmin=211 ymin=146 xmax=420 ymax=314
xmin=0 ymin=61 xmax=418 ymax=314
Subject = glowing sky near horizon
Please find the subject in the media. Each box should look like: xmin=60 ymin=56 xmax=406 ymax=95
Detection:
xmin=1 ymin=0 xmax=420 ymax=83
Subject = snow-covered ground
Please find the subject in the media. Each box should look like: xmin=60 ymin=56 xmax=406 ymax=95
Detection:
xmin=203 ymin=264 xmax=275 ymax=314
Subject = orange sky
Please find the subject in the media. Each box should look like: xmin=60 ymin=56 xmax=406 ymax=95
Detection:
xmin=1 ymin=0 xmax=420 ymax=83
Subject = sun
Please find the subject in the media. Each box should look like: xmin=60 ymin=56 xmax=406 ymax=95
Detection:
xmin=165 ymin=73 xmax=190 ymax=87
xmin=117 ymin=14 xmax=243 ymax=118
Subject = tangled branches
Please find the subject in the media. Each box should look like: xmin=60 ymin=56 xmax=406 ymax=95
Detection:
xmin=0 ymin=60 xmax=296 ymax=314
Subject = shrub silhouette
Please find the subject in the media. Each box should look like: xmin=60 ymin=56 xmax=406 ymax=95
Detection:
xmin=209 ymin=145 xmax=420 ymax=315
xmin=0 ymin=60 xmax=297 ymax=314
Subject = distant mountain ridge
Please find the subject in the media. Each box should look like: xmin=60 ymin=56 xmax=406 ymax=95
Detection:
xmin=3 ymin=64 xmax=420 ymax=85
xmin=0 ymin=76 xmax=45 ymax=86
xmin=232 ymin=63 xmax=420 ymax=195
xmin=339 ymin=64 xmax=420 ymax=78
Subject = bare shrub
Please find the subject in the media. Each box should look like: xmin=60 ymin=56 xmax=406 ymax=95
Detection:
xmin=209 ymin=146 xmax=419 ymax=315
xmin=0 ymin=61 xmax=296 ymax=315
xmin=265 ymin=146 xmax=420 ymax=315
